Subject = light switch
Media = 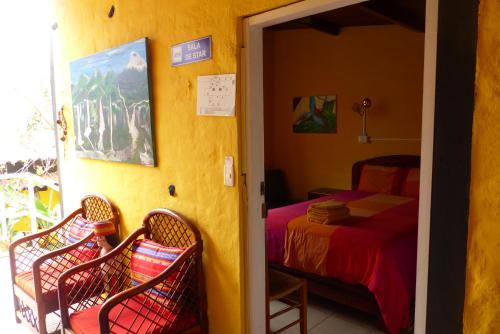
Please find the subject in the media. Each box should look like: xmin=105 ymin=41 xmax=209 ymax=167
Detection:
xmin=224 ymin=156 xmax=234 ymax=187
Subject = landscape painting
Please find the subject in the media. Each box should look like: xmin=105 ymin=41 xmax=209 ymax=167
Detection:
xmin=292 ymin=95 xmax=337 ymax=133
xmin=69 ymin=38 xmax=155 ymax=166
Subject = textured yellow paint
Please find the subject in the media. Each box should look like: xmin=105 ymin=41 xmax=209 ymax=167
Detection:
xmin=465 ymin=0 xmax=500 ymax=333
xmin=51 ymin=0 xmax=297 ymax=333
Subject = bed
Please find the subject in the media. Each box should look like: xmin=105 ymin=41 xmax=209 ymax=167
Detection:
xmin=266 ymin=155 xmax=420 ymax=334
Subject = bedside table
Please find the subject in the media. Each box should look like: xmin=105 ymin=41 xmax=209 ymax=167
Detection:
xmin=307 ymin=188 xmax=346 ymax=200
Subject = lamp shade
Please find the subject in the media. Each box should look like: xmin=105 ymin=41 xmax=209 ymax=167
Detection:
xmin=93 ymin=219 xmax=116 ymax=237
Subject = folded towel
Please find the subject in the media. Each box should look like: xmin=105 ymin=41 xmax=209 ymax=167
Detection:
xmin=309 ymin=199 xmax=346 ymax=210
xmin=307 ymin=203 xmax=351 ymax=225
xmin=308 ymin=207 xmax=349 ymax=216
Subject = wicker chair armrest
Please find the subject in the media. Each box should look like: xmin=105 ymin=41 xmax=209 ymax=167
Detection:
xmin=58 ymin=227 xmax=146 ymax=328
xmin=33 ymin=232 xmax=95 ymax=267
xmin=9 ymin=208 xmax=82 ymax=251
xmin=8 ymin=208 xmax=83 ymax=278
xmin=31 ymin=232 xmax=96 ymax=292
xmin=98 ymin=245 xmax=197 ymax=333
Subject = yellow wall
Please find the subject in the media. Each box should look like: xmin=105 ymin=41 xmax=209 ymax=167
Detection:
xmin=464 ymin=0 xmax=500 ymax=333
xmin=264 ymin=26 xmax=424 ymax=200
xmin=50 ymin=1 xmax=298 ymax=333
xmin=50 ymin=0 xmax=497 ymax=332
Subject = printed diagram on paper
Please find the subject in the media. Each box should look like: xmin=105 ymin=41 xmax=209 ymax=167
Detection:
xmin=197 ymin=74 xmax=236 ymax=116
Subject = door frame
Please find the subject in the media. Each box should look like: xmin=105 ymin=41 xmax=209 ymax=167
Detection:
xmin=48 ymin=10 xmax=65 ymax=217
xmin=242 ymin=0 xmax=478 ymax=333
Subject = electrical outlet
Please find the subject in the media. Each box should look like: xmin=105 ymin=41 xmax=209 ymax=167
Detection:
xmin=224 ymin=156 xmax=234 ymax=187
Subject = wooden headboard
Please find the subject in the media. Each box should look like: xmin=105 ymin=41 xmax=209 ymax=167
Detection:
xmin=351 ymin=155 xmax=421 ymax=190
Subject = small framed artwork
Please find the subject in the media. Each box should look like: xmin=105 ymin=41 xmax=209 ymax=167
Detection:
xmin=69 ymin=38 xmax=155 ymax=166
xmin=292 ymin=95 xmax=337 ymax=133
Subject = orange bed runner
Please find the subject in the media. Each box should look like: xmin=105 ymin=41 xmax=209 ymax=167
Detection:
xmin=283 ymin=194 xmax=413 ymax=276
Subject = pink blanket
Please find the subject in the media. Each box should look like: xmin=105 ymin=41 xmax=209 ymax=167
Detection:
xmin=265 ymin=191 xmax=418 ymax=334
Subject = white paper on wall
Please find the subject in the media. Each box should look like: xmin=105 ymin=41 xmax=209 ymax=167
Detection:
xmin=197 ymin=74 xmax=236 ymax=116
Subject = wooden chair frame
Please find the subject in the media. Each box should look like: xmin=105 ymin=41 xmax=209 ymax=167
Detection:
xmin=267 ymin=269 xmax=307 ymax=334
xmin=8 ymin=194 xmax=119 ymax=334
xmin=58 ymin=208 xmax=208 ymax=334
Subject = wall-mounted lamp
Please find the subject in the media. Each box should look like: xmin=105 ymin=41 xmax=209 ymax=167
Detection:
xmin=352 ymin=97 xmax=372 ymax=143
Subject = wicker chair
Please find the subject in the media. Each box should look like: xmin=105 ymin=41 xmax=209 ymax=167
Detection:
xmin=58 ymin=208 xmax=208 ymax=334
xmin=8 ymin=194 xmax=120 ymax=334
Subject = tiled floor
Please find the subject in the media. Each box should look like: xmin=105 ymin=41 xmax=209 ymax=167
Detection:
xmin=270 ymin=294 xmax=388 ymax=334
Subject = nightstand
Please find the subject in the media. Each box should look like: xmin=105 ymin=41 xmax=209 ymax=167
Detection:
xmin=307 ymin=188 xmax=346 ymax=200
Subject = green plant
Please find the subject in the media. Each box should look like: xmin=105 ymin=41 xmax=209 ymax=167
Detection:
xmin=0 ymin=181 xmax=58 ymax=242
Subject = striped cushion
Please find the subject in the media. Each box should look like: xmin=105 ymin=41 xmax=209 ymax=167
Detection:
xmin=66 ymin=216 xmax=97 ymax=248
xmin=130 ymin=240 xmax=185 ymax=301
xmin=93 ymin=219 xmax=116 ymax=237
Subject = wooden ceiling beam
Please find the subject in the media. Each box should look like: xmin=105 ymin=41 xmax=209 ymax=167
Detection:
xmin=301 ymin=17 xmax=341 ymax=36
xmin=358 ymin=1 xmax=425 ymax=33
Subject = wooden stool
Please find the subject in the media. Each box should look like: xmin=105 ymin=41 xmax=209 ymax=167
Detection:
xmin=267 ymin=269 xmax=307 ymax=334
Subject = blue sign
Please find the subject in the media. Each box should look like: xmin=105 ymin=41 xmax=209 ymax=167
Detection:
xmin=171 ymin=36 xmax=212 ymax=67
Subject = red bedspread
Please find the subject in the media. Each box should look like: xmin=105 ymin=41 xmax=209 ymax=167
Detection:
xmin=265 ymin=191 xmax=418 ymax=334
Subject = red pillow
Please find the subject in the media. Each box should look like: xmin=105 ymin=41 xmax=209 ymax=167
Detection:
xmin=401 ymin=168 xmax=420 ymax=198
xmin=358 ymin=165 xmax=403 ymax=195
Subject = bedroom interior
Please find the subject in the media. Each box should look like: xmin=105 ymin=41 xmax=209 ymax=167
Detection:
xmin=262 ymin=2 xmax=425 ymax=333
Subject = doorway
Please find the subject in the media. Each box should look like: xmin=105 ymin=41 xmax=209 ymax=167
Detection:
xmin=244 ymin=0 xmax=437 ymax=333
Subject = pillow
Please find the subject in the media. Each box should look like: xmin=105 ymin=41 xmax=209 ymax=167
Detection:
xmin=66 ymin=216 xmax=97 ymax=248
xmin=357 ymin=165 xmax=403 ymax=194
xmin=401 ymin=167 xmax=420 ymax=198
xmin=93 ymin=219 xmax=116 ymax=237
xmin=130 ymin=239 xmax=185 ymax=301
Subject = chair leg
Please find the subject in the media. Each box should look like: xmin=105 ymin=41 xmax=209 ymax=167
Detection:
xmin=300 ymin=281 xmax=307 ymax=334
xmin=12 ymin=293 xmax=21 ymax=323
xmin=38 ymin=308 xmax=47 ymax=334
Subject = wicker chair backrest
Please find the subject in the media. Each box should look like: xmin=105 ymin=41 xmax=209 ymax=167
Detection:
xmin=81 ymin=194 xmax=119 ymax=222
xmin=143 ymin=209 xmax=200 ymax=248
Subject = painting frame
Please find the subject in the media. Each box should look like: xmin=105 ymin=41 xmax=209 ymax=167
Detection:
xmin=292 ymin=95 xmax=337 ymax=134
xmin=69 ymin=37 xmax=156 ymax=166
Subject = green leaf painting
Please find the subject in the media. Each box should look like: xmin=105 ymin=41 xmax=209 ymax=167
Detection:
xmin=292 ymin=95 xmax=337 ymax=134
xmin=70 ymin=38 xmax=155 ymax=166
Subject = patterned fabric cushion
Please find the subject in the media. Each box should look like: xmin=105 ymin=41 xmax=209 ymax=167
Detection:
xmin=401 ymin=167 xmax=420 ymax=198
xmin=93 ymin=219 xmax=116 ymax=237
xmin=69 ymin=297 xmax=198 ymax=334
xmin=358 ymin=165 xmax=403 ymax=195
xmin=66 ymin=216 xmax=97 ymax=247
xmin=130 ymin=239 xmax=185 ymax=301
xmin=15 ymin=264 xmax=95 ymax=308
